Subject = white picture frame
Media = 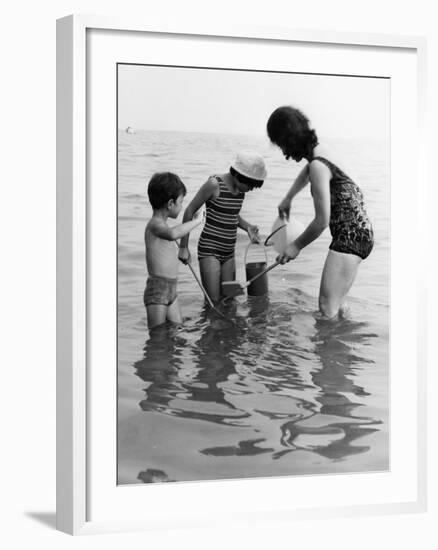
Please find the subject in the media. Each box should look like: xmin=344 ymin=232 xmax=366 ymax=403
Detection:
xmin=56 ymin=14 xmax=428 ymax=535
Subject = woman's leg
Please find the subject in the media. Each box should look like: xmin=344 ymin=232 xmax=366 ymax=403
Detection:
xmin=318 ymin=250 xmax=361 ymax=319
xmin=199 ymin=256 xmax=222 ymax=303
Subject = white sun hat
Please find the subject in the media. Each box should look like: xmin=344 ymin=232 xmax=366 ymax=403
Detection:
xmin=231 ymin=151 xmax=267 ymax=181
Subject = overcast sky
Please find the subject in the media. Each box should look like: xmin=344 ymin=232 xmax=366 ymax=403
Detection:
xmin=118 ymin=64 xmax=389 ymax=140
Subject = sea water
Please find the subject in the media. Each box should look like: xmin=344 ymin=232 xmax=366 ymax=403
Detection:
xmin=117 ymin=130 xmax=389 ymax=484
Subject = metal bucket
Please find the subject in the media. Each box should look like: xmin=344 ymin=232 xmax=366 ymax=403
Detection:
xmin=245 ymin=244 xmax=268 ymax=296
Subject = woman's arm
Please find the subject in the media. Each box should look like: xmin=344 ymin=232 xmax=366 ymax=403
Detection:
xmin=278 ymin=165 xmax=310 ymax=220
xmin=279 ymin=161 xmax=330 ymax=261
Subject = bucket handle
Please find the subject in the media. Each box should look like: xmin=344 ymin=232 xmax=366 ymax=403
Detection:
xmin=244 ymin=241 xmax=268 ymax=265
xmin=263 ymin=223 xmax=287 ymax=247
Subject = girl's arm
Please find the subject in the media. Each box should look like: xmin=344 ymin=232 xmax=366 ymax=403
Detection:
xmin=237 ymin=215 xmax=260 ymax=243
xmin=279 ymin=161 xmax=330 ymax=262
xmin=179 ymin=178 xmax=217 ymax=258
xmin=278 ymin=165 xmax=310 ymax=220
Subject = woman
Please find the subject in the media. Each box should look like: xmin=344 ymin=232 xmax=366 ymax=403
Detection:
xmin=267 ymin=106 xmax=374 ymax=319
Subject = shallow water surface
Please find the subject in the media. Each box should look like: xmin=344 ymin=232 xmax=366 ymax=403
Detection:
xmin=117 ymin=130 xmax=389 ymax=484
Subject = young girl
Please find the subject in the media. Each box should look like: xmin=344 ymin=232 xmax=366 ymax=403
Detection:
xmin=266 ymin=106 xmax=374 ymax=319
xmin=178 ymin=151 xmax=267 ymax=303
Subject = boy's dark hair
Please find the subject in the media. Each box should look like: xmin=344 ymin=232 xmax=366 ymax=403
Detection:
xmin=267 ymin=106 xmax=318 ymax=159
xmin=229 ymin=166 xmax=264 ymax=189
xmin=147 ymin=172 xmax=187 ymax=209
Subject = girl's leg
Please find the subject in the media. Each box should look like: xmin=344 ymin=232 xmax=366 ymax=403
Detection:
xmin=220 ymin=257 xmax=236 ymax=287
xmin=166 ymin=298 xmax=183 ymax=324
xmin=318 ymin=250 xmax=361 ymax=319
xmin=146 ymin=304 xmax=168 ymax=330
xmin=199 ymin=256 xmax=221 ymax=303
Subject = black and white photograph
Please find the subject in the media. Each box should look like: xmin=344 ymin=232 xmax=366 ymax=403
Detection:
xmin=117 ymin=63 xmax=389 ymax=485
xmin=1 ymin=0 xmax=435 ymax=541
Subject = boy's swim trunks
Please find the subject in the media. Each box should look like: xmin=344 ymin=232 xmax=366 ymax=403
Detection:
xmin=198 ymin=175 xmax=244 ymax=264
xmin=144 ymin=275 xmax=177 ymax=307
xmin=312 ymin=156 xmax=374 ymax=260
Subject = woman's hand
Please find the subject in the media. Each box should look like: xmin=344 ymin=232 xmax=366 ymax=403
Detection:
xmin=247 ymin=224 xmax=261 ymax=244
xmin=278 ymin=197 xmax=292 ymax=221
xmin=178 ymin=246 xmax=191 ymax=264
xmin=277 ymin=242 xmax=300 ymax=264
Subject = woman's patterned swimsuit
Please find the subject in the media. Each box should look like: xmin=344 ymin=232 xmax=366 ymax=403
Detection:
xmin=313 ymin=156 xmax=374 ymax=260
xmin=197 ymin=175 xmax=244 ymax=264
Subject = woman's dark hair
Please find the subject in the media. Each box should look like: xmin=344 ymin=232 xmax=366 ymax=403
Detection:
xmin=229 ymin=166 xmax=264 ymax=189
xmin=267 ymin=106 xmax=318 ymax=159
xmin=147 ymin=172 xmax=187 ymax=209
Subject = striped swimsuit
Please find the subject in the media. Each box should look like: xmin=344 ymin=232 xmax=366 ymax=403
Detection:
xmin=198 ymin=176 xmax=244 ymax=264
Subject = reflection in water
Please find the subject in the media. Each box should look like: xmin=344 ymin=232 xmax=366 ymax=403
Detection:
xmin=133 ymin=295 xmax=387 ymax=482
xmin=137 ymin=468 xmax=173 ymax=483
xmin=135 ymin=316 xmax=250 ymax=425
xmin=275 ymin=317 xmax=381 ymax=461
xmin=201 ymin=438 xmax=274 ymax=457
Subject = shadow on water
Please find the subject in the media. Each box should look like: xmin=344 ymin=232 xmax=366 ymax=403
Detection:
xmin=133 ymin=291 xmax=385 ymax=481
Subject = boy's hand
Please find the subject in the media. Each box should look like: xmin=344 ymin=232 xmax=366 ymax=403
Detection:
xmin=178 ymin=247 xmax=191 ymax=264
xmin=278 ymin=197 xmax=292 ymax=221
xmin=247 ymin=224 xmax=261 ymax=244
xmin=277 ymin=242 xmax=300 ymax=264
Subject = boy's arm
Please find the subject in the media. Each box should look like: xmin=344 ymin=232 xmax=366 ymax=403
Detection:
xmin=278 ymin=165 xmax=310 ymax=221
xmin=149 ymin=215 xmax=203 ymax=241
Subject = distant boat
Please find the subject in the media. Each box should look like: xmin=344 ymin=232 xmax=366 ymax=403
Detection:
xmin=125 ymin=126 xmax=135 ymax=134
